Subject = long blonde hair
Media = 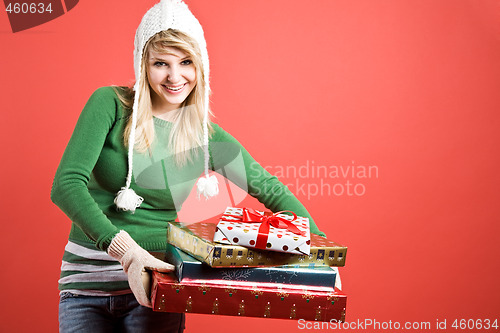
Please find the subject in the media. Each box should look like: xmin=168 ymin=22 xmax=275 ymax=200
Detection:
xmin=115 ymin=29 xmax=213 ymax=167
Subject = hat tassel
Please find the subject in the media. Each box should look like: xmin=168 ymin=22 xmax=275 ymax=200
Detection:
xmin=196 ymin=174 xmax=219 ymax=199
xmin=114 ymin=187 xmax=144 ymax=212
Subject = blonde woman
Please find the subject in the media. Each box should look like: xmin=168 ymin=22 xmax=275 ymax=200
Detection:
xmin=51 ymin=0 xmax=325 ymax=332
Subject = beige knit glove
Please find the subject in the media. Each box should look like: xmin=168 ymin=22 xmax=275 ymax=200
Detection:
xmin=107 ymin=230 xmax=174 ymax=307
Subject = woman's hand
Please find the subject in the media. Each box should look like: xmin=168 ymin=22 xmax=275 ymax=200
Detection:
xmin=107 ymin=230 xmax=174 ymax=307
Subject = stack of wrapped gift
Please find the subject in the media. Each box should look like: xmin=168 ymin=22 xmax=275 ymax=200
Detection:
xmin=151 ymin=207 xmax=348 ymax=322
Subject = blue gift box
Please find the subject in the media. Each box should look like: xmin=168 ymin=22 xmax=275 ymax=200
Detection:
xmin=164 ymin=244 xmax=337 ymax=290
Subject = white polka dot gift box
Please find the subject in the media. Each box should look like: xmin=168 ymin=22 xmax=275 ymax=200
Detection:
xmin=213 ymin=207 xmax=311 ymax=255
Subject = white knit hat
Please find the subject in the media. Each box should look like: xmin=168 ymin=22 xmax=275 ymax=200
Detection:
xmin=114 ymin=0 xmax=219 ymax=213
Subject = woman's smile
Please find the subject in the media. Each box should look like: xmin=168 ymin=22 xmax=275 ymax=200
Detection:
xmin=162 ymin=82 xmax=187 ymax=94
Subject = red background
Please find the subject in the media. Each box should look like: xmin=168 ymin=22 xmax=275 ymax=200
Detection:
xmin=1 ymin=0 xmax=499 ymax=332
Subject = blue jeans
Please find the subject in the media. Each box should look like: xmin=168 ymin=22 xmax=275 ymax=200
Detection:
xmin=59 ymin=292 xmax=185 ymax=333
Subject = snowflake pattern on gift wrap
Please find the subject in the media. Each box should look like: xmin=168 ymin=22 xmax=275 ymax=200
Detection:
xmin=221 ymin=269 xmax=253 ymax=281
xmin=264 ymin=268 xmax=299 ymax=283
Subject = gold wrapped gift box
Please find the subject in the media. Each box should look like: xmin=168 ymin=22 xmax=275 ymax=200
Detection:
xmin=167 ymin=222 xmax=347 ymax=268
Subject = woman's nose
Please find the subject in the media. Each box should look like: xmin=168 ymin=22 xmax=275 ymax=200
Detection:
xmin=167 ymin=66 xmax=180 ymax=83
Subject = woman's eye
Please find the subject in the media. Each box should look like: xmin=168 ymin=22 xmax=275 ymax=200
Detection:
xmin=154 ymin=61 xmax=166 ymax=67
xmin=181 ymin=59 xmax=193 ymax=65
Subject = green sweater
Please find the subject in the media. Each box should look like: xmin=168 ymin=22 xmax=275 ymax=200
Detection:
xmin=51 ymin=87 xmax=324 ymax=292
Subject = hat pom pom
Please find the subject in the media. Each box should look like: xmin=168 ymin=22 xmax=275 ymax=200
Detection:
xmin=196 ymin=175 xmax=219 ymax=200
xmin=114 ymin=187 xmax=144 ymax=213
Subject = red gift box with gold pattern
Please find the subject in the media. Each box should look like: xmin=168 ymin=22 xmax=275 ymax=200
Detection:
xmin=168 ymin=222 xmax=347 ymax=267
xmin=151 ymin=271 xmax=347 ymax=322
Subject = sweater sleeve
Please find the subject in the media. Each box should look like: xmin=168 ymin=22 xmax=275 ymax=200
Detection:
xmin=51 ymin=87 xmax=121 ymax=250
xmin=210 ymin=124 xmax=326 ymax=237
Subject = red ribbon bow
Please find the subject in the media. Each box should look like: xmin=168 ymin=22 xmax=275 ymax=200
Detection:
xmin=221 ymin=208 xmax=305 ymax=250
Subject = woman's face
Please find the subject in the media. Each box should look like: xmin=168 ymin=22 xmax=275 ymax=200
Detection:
xmin=147 ymin=47 xmax=197 ymax=112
